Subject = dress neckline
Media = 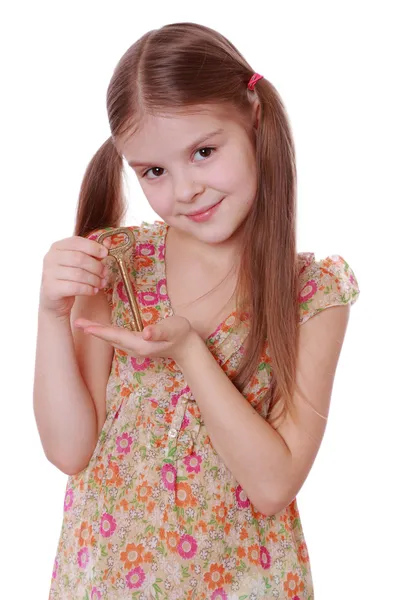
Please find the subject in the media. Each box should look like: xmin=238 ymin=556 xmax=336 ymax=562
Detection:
xmin=157 ymin=221 xmax=246 ymax=347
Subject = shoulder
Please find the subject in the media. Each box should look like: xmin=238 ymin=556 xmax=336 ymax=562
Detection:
xmin=86 ymin=220 xmax=166 ymax=246
xmin=297 ymin=251 xmax=360 ymax=325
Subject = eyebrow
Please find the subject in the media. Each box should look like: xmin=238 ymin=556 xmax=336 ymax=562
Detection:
xmin=127 ymin=128 xmax=224 ymax=168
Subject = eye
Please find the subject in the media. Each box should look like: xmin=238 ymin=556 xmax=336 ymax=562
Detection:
xmin=141 ymin=146 xmax=216 ymax=180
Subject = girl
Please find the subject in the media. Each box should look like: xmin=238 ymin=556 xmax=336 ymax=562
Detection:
xmin=34 ymin=22 xmax=360 ymax=600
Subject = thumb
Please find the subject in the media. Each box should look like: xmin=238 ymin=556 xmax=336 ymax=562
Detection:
xmin=142 ymin=323 xmax=168 ymax=342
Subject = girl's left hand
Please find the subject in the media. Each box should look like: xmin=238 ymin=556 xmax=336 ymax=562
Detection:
xmin=74 ymin=315 xmax=198 ymax=363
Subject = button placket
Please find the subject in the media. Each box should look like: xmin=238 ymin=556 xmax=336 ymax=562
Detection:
xmin=164 ymin=393 xmax=189 ymax=457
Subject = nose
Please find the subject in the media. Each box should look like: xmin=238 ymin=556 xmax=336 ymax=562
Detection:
xmin=172 ymin=169 xmax=205 ymax=204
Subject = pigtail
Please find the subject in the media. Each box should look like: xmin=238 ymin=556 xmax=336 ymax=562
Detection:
xmin=74 ymin=136 xmax=127 ymax=238
xmin=233 ymin=80 xmax=300 ymax=428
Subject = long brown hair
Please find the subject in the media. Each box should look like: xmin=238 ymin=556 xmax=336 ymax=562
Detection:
xmin=74 ymin=22 xmax=302 ymax=428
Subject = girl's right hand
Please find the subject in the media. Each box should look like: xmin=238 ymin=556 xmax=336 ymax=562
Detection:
xmin=39 ymin=234 xmax=112 ymax=319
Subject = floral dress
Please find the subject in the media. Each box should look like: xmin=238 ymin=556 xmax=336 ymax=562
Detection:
xmin=49 ymin=220 xmax=360 ymax=600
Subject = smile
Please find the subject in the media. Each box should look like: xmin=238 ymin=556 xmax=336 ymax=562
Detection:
xmin=185 ymin=199 xmax=224 ymax=223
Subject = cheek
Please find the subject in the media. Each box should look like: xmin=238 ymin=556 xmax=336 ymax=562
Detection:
xmin=141 ymin=186 xmax=173 ymax=218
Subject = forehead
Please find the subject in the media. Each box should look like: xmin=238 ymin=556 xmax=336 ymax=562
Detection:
xmin=115 ymin=104 xmax=245 ymax=160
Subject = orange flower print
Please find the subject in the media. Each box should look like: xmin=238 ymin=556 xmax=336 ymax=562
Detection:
xmin=247 ymin=544 xmax=260 ymax=565
xmin=297 ymin=541 xmax=310 ymax=564
xmin=166 ymin=531 xmax=180 ymax=553
xmin=283 ymin=571 xmax=305 ymax=597
xmin=135 ymin=255 xmax=153 ymax=269
xmin=175 ymin=482 xmax=196 ymax=508
xmin=93 ymin=463 xmax=106 ymax=485
xmin=105 ymin=461 xmax=123 ymax=487
xmin=74 ymin=522 xmax=95 ymax=548
xmin=204 ymin=563 xmax=225 ymax=591
xmin=214 ymin=503 xmax=227 ymax=523
xmin=120 ymin=543 xmax=144 ymax=570
xmin=136 ymin=481 xmax=152 ymax=504
xmin=141 ymin=306 xmax=159 ymax=325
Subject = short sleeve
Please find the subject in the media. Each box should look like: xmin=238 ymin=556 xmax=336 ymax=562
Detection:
xmin=298 ymin=252 xmax=360 ymax=326
xmin=85 ymin=227 xmax=117 ymax=309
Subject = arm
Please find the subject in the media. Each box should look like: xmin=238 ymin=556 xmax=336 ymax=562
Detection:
xmin=33 ymin=292 xmax=113 ymax=475
xmin=177 ymin=303 xmax=351 ymax=516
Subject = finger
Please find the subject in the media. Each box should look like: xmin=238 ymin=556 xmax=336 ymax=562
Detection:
xmin=74 ymin=318 xmax=105 ymax=329
xmin=82 ymin=324 xmax=138 ymax=348
xmin=143 ymin=324 xmax=168 ymax=342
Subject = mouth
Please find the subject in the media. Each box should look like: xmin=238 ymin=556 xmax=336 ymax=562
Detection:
xmin=185 ymin=199 xmax=224 ymax=219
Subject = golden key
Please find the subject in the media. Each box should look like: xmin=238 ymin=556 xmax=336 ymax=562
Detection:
xmin=97 ymin=227 xmax=143 ymax=332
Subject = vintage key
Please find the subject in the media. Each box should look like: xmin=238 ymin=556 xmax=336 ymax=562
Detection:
xmin=97 ymin=227 xmax=143 ymax=332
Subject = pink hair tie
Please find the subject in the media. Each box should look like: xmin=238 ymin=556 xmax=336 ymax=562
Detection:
xmin=247 ymin=73 xmax=263 ymax=91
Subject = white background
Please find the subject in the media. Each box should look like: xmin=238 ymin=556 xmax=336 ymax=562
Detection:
xmin=1 ymin=1 xmax=398 ymax=598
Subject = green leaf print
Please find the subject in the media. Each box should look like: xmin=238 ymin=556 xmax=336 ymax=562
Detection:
xmin=156 ymin=543 xmax=167 ymax=556
xmin=239 ymin=596 xmax=249 ymax=600
xmin=83 ymin=592 xmax=89 ymax=600
xmin=139 ymin=446 xmax=146 ymax=459
xmin=263 ymin=577 xmax=272 ymax=590
xmin=182 ymin=566 xmax=190 ymax=578
xmin=145 ymin=524 xmax=155 ymax=534
xmin=176 ymin=476 xmax=188 ymax=482
xmin=167 ymin=445 xmax=177 ymax=458
xmin=153 ymin=583 xmax=162 ymax=594
xmin=119 ymin=355 xmax=127 ymax=364
xmin=238 ymin=560 xmax=246 ymax=572
xmin=134 ymin=372 xmax=145 ymax=385
xmin=100 ymin=544 xmax=108 ymax=557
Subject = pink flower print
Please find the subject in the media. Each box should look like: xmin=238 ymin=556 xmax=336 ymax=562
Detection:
xmin=211 ymin=590 xmax=228 ymax=600
xmin=298 ymin=279 xmax=317 ymax=303
xmin=100 ymin=512 xmax=117 ymax=538
xmin=181 ymin=414 xmax=190 ymax=430
xmin=52 ymin=558 xmax=58 ymax=579
xmin=136 ymin=242 xmax=155 ymax=257
xmin=91 ymin=588 xmax=102 ymax=600
xmin=260 ymin=545 xmax=272 ymax=569
xmin=183 ymin=452 xmax=202 ymax=474
xmin=130 ymin=356 xmax=151 ymax=371
xmin=235 ymin=484 xmax=250 ymax=509
xmin=126 ymin=566 xmax=146 ymax=589
xmin=77 ymin=547 xmax=89 ymax=569
xmin=158 ymin=243 xmax=165 ymax=261
xmin=171 ymin=385 xmax=191 ymax=408
xmin=63 ymin=488 xmax=74 ymax=511
xmin=157 ymin=278 xmax=168 ymax=300
xmin=117 ymin=281 xmax=129 ymax=303
xmin=161 ymin=463 xmax=177 ymax=491
xmin=177 ymin=534 xmax=198 ymax=559
xmin=138 ymin=291 xmax=158 ymax=306
xmin=116 ymin=432 xmax=133 ymax=455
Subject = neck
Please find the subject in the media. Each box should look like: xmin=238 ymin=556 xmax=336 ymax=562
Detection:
xmin=166 ymin=224 xmax=243 ymax=267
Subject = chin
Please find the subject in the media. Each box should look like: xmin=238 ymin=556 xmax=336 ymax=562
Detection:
xmin=188 ymin=222 xmax=240 ymax=245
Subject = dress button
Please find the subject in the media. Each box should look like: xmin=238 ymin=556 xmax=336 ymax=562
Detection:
xmin=168 ymin=428 xmax=178 ymax=438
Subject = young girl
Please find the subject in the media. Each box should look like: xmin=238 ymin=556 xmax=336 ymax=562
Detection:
xmin=34 ymin=22 xmax=360 ymax=600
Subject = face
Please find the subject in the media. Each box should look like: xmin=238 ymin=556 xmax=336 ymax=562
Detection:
xmin=116 ymin=103 xmax=259 ymax=246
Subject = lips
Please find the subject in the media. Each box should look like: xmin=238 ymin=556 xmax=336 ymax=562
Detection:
xmin=185 ymin=199 xmax=222 ymax=217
